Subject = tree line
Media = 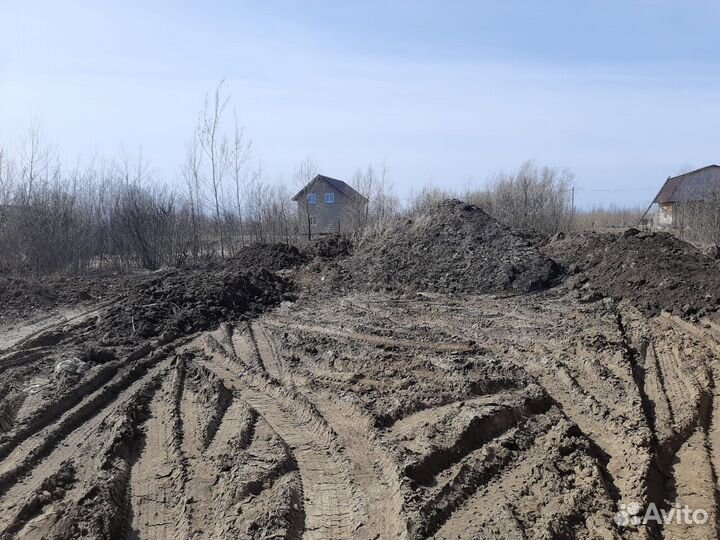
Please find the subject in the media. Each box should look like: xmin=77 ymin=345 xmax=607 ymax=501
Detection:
xmin=1 ymin=82 xmax=631 ymax=277
xmin=0 ymin=84 xmax=407 ymax=275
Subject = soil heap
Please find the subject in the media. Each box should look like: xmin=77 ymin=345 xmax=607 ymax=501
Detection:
xmin=544 ymin=228 xmax=720 ymax=317
xmin=230 ymin=243 xmax=308 ymax=272
xmin=0 ymin=243 xmax=301 ymax=323
xmin=342 ymin=199 xmax=559 ymax=293
xmin=0 ymin=276 xmax=63 ymax=319
xmin=311 ymin=234 xmax=353 ymax=259
xmin=96 ymin=265 xmax=290 ymax=346
xmin=0 ymin=274 xmax=128 ymax=322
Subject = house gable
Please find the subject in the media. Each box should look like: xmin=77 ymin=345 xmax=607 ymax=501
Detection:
xmin=653 ymin=165 xmax=720 ymax=204
xmin=294 ymin=176 xmax=347 ymax=205
xmin=293 ymin=174 xmax=367 ymax=234
xmin=292 ymin=174 xmax=367 ymax=203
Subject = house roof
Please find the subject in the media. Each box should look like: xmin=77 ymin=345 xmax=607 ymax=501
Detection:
xmin=292 ymin=174 xmax=367 ymax=202
xmin=653 ymin=165 xmax=720 ymax=204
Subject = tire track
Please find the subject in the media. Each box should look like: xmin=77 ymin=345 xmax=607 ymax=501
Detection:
xmin=0 ymin=342 xmax=167 ymax=484
xmin=0 ymin=352 xmax=174 ymax=533
xmin=0 ymin=361 xmax=123 ymax=462
xmin=251 ymin=321 xmax=285 ymax=381
xmin=307 ymin=391 xmax=410 ymax=540
xmin=244 ymin=321 xmax=412 ymax=538
xmin=128 ymin=364 xmax=188 ymax=540
xmin=434 ymin=414 xmax=601 ymax=540
xmin=264 ymin=318 xmax=475 ymax=353
xmin=193 ymin=337 xmax=367 ymax=540
xmin=0 ymin=391 xmax=25 ymax=433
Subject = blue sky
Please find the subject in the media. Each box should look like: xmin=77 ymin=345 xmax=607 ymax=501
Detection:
xmin=1 ymin=1 xmax=719 ymax=207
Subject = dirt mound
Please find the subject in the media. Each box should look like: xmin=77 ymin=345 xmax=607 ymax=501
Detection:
xmin=342 ymin=199 xmax=559 ymax=293
xmin=310 ymin=234 xmax=353 ymax=258
xmin=0 ymin=271 xmax=167 ymax=327
xmin=544 ymin=228 xmax=720 ymax=317
xmin=97 ymin=266 xmax=291 ymax=347
xmin=0 ymin=277 xmax=59 ymax=322
xmin=0 ymin=274 xmax=123 ymax=322
xmin=0 ymin=244 xmax=301 ymax=323
xmin=230 ymin=243 xmax=308 ymax=272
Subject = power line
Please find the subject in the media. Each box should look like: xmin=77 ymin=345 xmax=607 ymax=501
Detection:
xmin=392 ymin=185 xmax=659 ymax=200
xmin=574 ymin=187 xmax=657 ymax=192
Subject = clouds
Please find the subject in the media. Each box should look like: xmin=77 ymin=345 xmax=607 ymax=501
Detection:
xmin=1 ymin=1 xmax=719 ymax=208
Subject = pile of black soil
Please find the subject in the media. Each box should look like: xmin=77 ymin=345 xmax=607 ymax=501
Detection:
xmin=231 ymin=243 xmax=308 ymax=272
xmin=342 ymin=199 xmax=560 ymax=293
xmin=543 ymin=228 xmax=720 ymax=317
xmin=0 ymin=244 xmax=303 ymax=324
xmin=0 ymin=276 xmax=61 ymax=318
xmin=96 ymin=265 xmax=292 ymax=346
xmin=310 ymin=234 xmax=353 ymax=259
xmin=0 ymin=273 xmax=129 ymax=322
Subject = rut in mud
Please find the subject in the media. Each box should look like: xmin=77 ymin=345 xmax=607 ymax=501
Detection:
xmin=3 ymin=288 xmax=720 ymax=539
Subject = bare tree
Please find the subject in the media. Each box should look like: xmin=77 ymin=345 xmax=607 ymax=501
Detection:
xmin=231 ymin=110 xmax=252 ymax=248
xmin=16 ymin=121 xmax=61 ymax=202
xmin=182 ymin=131 xmax=204 ymax=258
xmin=672 ymin=189 xmax=720 ymax=247
xmin=197 ymin=80 xmax=232 ymax=256
xmin=351 ymin=163 xmax=399 ymax=231
xmin=572 ymin=205 xmax=646 ymax=230
xmin=406 ymin=184 xmax=455 ymax=214
xmin=19 ymin=121 xmax=47 ymax=198
xmin=0 ymin=146 xmax=16 ymax=206
xmin=351 ymin=166 xmax=373 ymax=229
xmin=472 ymin=160 xmax=574 ymax=235
xmin=294 ymin=158 xmax=318 ymax=240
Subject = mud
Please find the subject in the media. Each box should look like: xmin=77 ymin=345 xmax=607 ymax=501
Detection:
xmin=0 ymin=242 xmax=300 ymax=323
xmin=3 ymin=219 xmax=720 ymax=539
xmin=310 ymin=234 xmax=353 ymax=259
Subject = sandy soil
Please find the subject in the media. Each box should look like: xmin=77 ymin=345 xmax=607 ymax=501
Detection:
xmin=1 ymin=280 xmax=719 ymax=539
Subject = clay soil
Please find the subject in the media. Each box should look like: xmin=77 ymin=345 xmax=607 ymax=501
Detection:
xmin=3 ymin=206 xmax=720 ymax=540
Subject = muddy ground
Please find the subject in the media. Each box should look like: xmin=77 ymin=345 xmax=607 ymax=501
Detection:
xmin=2 ymin=204 xmax=720 ymax=540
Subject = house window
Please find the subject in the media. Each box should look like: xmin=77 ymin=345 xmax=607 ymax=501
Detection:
xmin=325 ymin=192 xmax=335 ymax=203
xmin=307 ymin=193 xmax=317 ymax=204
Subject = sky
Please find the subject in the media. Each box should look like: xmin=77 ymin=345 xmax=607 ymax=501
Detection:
xmin=1 ymin=1 xmax=720 ymax=208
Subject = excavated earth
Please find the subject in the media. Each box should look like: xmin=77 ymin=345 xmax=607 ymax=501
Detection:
xmin=2 ymin=209 xmax=720 ymax=540
xmin=341 ymin=199 xmax=560 ymax=293
xmin=543 ymin=228 xmax=720 ymax=318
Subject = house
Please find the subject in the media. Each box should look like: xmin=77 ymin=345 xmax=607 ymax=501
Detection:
xmin=652 ymin=165 xmax=720 ymax=228
xmin=292 ymin=174 xmax=368 ymax=235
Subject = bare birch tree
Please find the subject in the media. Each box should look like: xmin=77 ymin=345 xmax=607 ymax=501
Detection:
xmin=294 ymin=158 xmax=318 ymax=240
xmin=197 ymin=80 xmax=232 ymax=256
xmin=473 ymin=160 xmax=574 ymax=235
xmin=182 ymin=131 xmax=203 ymax=258
xmin=231 ymin=110 xmax=252 ymax=248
